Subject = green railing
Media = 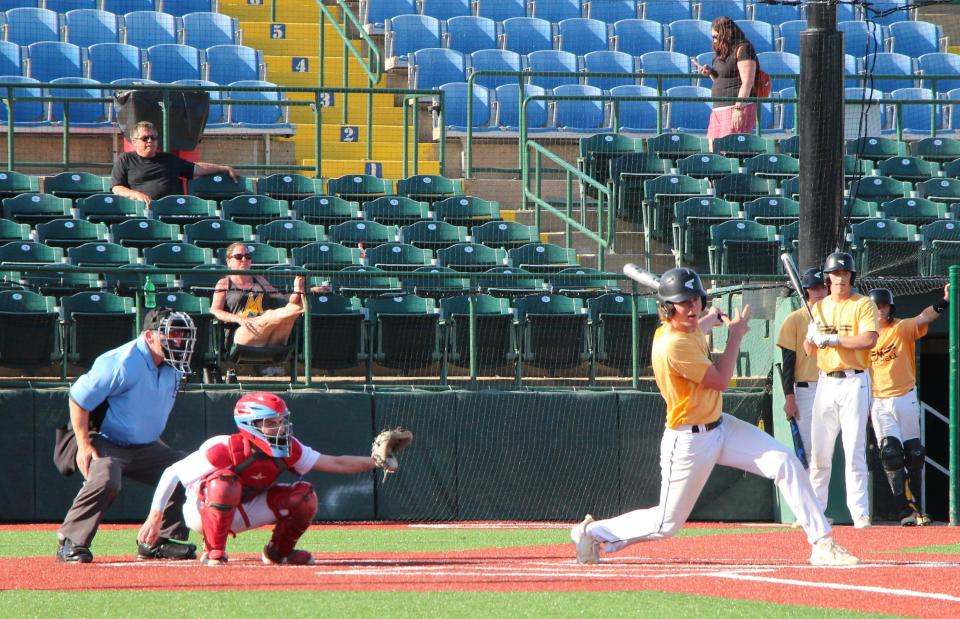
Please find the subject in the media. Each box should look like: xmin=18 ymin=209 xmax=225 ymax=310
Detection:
xmin=951 ymin=263 xmax=959 ymax=525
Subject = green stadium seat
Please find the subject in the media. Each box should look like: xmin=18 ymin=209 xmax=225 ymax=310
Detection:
xmin=43 ymin=172 xmax=109 ymax=200
xmin=712 ymin=133 xmax=773 ymax=159
xmin=606 ymin=152 xmax=671 ymax=220
xmin=220 ymin=194 xmax=290 ymax=226
xmin=708 ymin=219 xmax=780 ymax=275
xmin=742 ymin=153 xmax=800 ymax=179
xmin=433 ymin=195 xmax=501 ymax=230
xmin=184 ymin=219 xmax=253 ymax=250
xmin=328 ymin=220 xmax=398 ymax=248
xmin=402 ymin=265 xmax=469 ymax=299
xmin=549 ymin=267 xmax=619 ymax=298
xmin=401 ymin=220 xmax=470 ymax=251
xmin=187 ymin=174 xmax=254 ymax=202
xmin=742 ymin=196 xmax=801 ymax=227
xmin=507 ymin=242 xmax=578 ymax=274
xmin=2 ymin=193 xmax=71 ymax=225
xmin=513 ymin=293 xmax=589 ymax=371
xmin=364 ymin=242 xmax=433 ymax=271
xmin=366 ymin=293 xmax=441 ymax=371
xmin=642 ymin=174 xmax=710 ymax=245
xmin=671 ymin=196 xmax=739 ymax=271
xmin=920 ymin=219 xmax=960 ymax=275
xmin=214 ymin=242 xmax=287 ymax=267
xmin=844 ymin=155 xmax=874 ymax=179
xmin=150 ymin=194 xmax=218 ymax=226
xmin=256 ymin=219 xmax=325 ymax=250
xmin=846 ymin=136 xmax=909 ymax=162
xmin=362 ymin=196 xmax=430 ymax=226
xmin=67 ymin=241 xmax=137 ymax=267
xmin=291 ymin=241 xmax=361 ymax=270
xmin=648 ymin=132 xmax=708 ymax=161
xmin=305 ymin=292 xmax=366 ymax=371
xmin=0 ymin=170 xmax=40 ymax=199
xmin=22 ymin=264 xmax=99 ymax=299
xmin=61 ymin=290 xmax=135 ymax=369
xmin=440 ymin=293 xmax=515 ymax=371
xmin=879 ymin=197 xmax=948 ymax=227
xmin=0 ymin=289 xmax=60 ymax=369
xmin=578 ymin=132 xmax=644 ymax=195
xmin=780 ymin=175 xmax=799 ymax=200
xmin=676 ymin=153 xmax=738 ymax=180
xmin=76 ymin=193 xmax=145 ymax=224
xmin=780 ymin=135 xmax=800 ymax=157
xmin=397 ymin=174 xmax=461 ymax=204
xmin=0 ymin=240 xmax=63 ymax=266
xmin=102 ymin=265 xmax=175 ymax=297
xmin=912 ymin=136 xmax=960 ymax=163
xmin=0 ymin=217 xmax=30 ymax=243
xmin=110 ymin=218 xmax=179 ymax=251
xmin=476 ymin=266 xmax=546 ymax=298
xmin=844 ymin=197 xmax=880 ymax=223
xmin=713 ymin=173 xmax=778 ymax=204
xmin=850 ymin=218 xmax=921 ymax=276
xmin=471 ymin=220 xmax=539 ymax=250
xmin=256 ymin=173 xmax=322 ymax=201
xmin=849 ymin=176 xmax=910 ymax=204
xmin=438 ymin=242 xmax=506 ymax=272
xmin=36 ymin=218 xmax=107 ymax=249
xmin=178 ymin=264 xmax=222 ymax=296
xmin=941 ymin=158 xmax=960 ymax=179
xmin=330 ymin=265 xmax=403 ymax=298
xmin=587 ymin=292 xmax=659 ymax=375
xmin=292 ymin=195 xmax=359 ymax=226
xmin=326 ymin=173 xmax=393 ymax=204
xmin=877 ymin=156 xmax=940 ymax=182
xmin=143 ymin=242 xmax=214 ymax=269
xmin=780 ymin=220 xmax=799 ymax=257
xmin=916 ymin=177 xmax=960 ymax=205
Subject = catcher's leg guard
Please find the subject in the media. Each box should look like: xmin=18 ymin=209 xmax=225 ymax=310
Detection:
xmin=263 ymin=481 xmax=318 ymax=565
xmin=879 ymin=437 xmax=907 ymax=496
xmin=199 ymin=469 xmax=242 ymax=557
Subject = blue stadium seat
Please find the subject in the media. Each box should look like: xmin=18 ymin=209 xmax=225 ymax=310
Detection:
xmin=495 ymin=83 xmax=549 ymax=131
xmin=751 ymin=1 xmax=801 ymax=24
xmin=64 ymin=9 xmax=119 ymax=47
xmin=887 ymin=87 xmax=941 ymax=134
xmin=845 ymin=53 xmax=861 ymax=89
xmin=0 ymin=40 xmax=23 ymax=75
xmin=437 ymin=82 xmax=494 ymax=131
xmin=445 ymin=16 xmax=497 ymax=55
xmin=844 ymin=86 xmax=886 ymax=130
xmin=228 ymin=80 xmax=292 ymax=132
xmin=27 ymin=41 xmax=82 ymax=82
xmin=173 ymin=78 xmax=227 ymax=128
xmin=611 ymin=18 xmax=664 ymax=56
xmin=385 ymin=14 xmax=441 ymax=68
xmin=665 ymin=84 xmax=711 ymax=132
xmin=476 ymin=0 xmax=526 ymax=21
xmin=777 ymin=19 xmax=806 ymax=55
xmin=123 ymin=10 xmax=177 ymax=48
xmin=588 ymin=0 xmax=638 ymax=23
xmin=532 ymin=0 xmax=583 ymax=22
xmin=610 ymin=83 xmax=659 ymax=131
xmin=948 ymin=88 xmax=960 ymax=132
xmin=558 ymin=18 xmax=609 ymax=55
xmin=553 ymin=84 xmax=606 ymax=131
xmin=160 ymin=0 xmax=215 ymax=17
xmin=527 ymin=49 xmax=580 ymax=90
xmin=865 ymin=52 xmax=916 ymax=93
xmin=919 ymin=52 xmax=960 ymax=93
xmin=641 ymin=0 xmax=691 ymax=23
xmin=667 ymin=19 xmax=711 ymax=57
xmin=640 ymin=50 xmax=692 ymax=90
xmin=361 ymin=0 xmax=416 ymax=34
xmin=584 ymin=50 xmax=635 ymax=90
xmin=87 ymin=42 xmax=143 ymax=84
xmin=0 ymin=75 xmax=46 ymax=125
xmin=736 ymin=19 xmax=777 ymax=54
xmin=838 ymin=20 xmax=884 ymax=58
xmin=757 ymin=51 xmax=799 ymax=92
xmin=862 ymin=0 xmax=910 ymax=26
xmin=502 ymin=17 xmax=553 ymax=55
xmin=146 ymin=44 xmax=202 ymax=83
xmin=3 ymin=7 xmax=59 ymax=45
xmin=104 ymin=0 xmax=155 ymax=12
xmin=420 ymin=0 xmax=471 ymax=21
xmin=0 ymin=1 xmax=40 ymax=9
xmin=469 ymin=49 xmax=522 ymax=89
xmin=48 ymin=76 xmax=110 ymax=127
xmin=888 ymin=21 xmax=945 ymax=58
xmin=409 ymin=48 xmax=466 ymax=89
xmin=181 ymin=11 xmax=240 ymax=48
xmin=698 ymin=0 xmax=747 ymax=22
xmin=47 ymin=1 xmax=97 ymax=14
xmin=206 ymin=44 xmax=262 ymax=84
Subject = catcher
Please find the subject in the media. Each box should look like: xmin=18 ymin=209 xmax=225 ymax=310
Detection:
xmin=137 ymin=392 xmax=412 ymax=565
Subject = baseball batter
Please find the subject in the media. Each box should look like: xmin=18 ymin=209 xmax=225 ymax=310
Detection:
xmin=868 ymin=285 xmax=949 ymax=526
xmin=572 ymin=268 xmax=857 ymax=566
xmin=777 ymin=268 xmax=829 ymax=464
xmin=803 ymin=251 xmax=879 ymax=528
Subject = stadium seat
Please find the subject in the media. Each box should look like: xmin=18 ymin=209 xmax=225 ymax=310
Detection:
xmin=587 ymin=292 xmax=658 ymax=374
xmin=146 ymin=44 xmax=203 ymax=83
xmin=26 ymin=41 xmax=82 ymax=82
xmin=528 ymin=50 xmax=580 ymax=90
xmin=183 ymin=218 xmax=253 ymax=250
xmin=507 ymin=242 xmax=578 ymax=273
xmin=150 ymin=194 xmax=217 ymax=225
xmin=36 ymin=218 xmax=105 ymax=249
xmin=440 ymin=293 xmax=515 ymax=370
xmin=846 ymin=136 xmax=908 ymax=161
xmin=607 ymin=152 xmax=671 ymax=220
xmin=558 ymin=18 xmax=610 ymax=56
xmin=292 ymin=195 xmax=359 ymax=226
xmin=864 ymin=52 xmax=916 ymax=93
xmin=477 ymin=266 xmax=546 ymax=298
xmin=610 ymin=84 xmax=660 ymax=131
xmin=75 ymin=193 xmax=144 ymax=224
xmin=48 ymin=77 xmax=111 ymax=127
xmin=584 ymin=50 xmax=636 ymax=90
xmin=420 ymin=0 xmax=471 ymax=20
xmin=327 ymin=173 xmax=393 ymax=203
xmin=667 ymin=19 xmax=711 ymax=58
xmin=2 ymin=193 xmax=70 ymax=224
xmin=363 ymin=196 xmax=430 ymax=226
xmin=0 ymin=289 xmax=60 ymax=369
xmin=61 ymin=290 xmax=135 ymax=369
xmin=501 ymin=17 xmax=554 ymax=55
xmin=436 ymin=82 xmax=494 ymax=132
xmin=360 ymin=0 xmax=416 ymax=34
xmin=44 ymin=171 xmax=108 ymax=200
xmin=409 ymin=48 xmax=466 ymax=90
xmin=879 ymin=197 xmax=947 ymax=227
xmin=640 ymin=51 xmax=692 ymax=90
xmin=206 ymin=45 xmax=263 ymax=84
xmin=513 ymin=292 xmax=588 ymax=371
xmin=0 ymin=239 xmax=62 ymax=265
xmin=64 ymin=9 xmax=119 ymax=47
xmin=676 ymin=153 xmax=737 ymax=180
xmin=433 ymin=196 xmax=500 ymax=230
xmin=3 ymin=7 xmax=59 ymax=45
xmin=362 ymin=243 xmax=432 ymax=273
xmin=220 ymin=194 xmax=289 ymax=226
xmin=912 ymin=136 xmax=960 ymax=162
xmin=888 ymin=21 xmax=945 ymax=58
xmin=887 ymin=87 xmax=941 ymax=134
xmin=850 ymin=217 xmax=921 ymax=276
xmin=877 ymin=156 xmax=940 ymax=183
xmin=533 ymin=0 xmax=584 ymax=22
xmin=778 ymin=19 xmax=806 ymax=56
xmin=495 ymin=83 xmax=550 ymax=131
xmin=941 ymin=157 xmax=960 ymax=179
xmin=143 ymin=241 xmax=213 ymax=269
xmin=214 ymin=241 xmax=286 ymax=266
xmin=916 ymin=177 xmax=960 ymax=205
xmin=0 ymin=170 xmax=38 ymax=198
xmin=712 ymin=132 xmax=772 ymax=158
xmin=181 ymin=11 xmax=240 ymax=49
xmin=469 ymin=49 xmax=522 ymax=90
xmin=648 ymin=131 xmax=707 ymax=160
xmin=553 ymin=84 xmax=606 ymax=132
xmin=123 ymin=10 xmax=178 ymax=48
xmin=849 ymin=176 xmax=910 ymax=205
xmin=110 ymin=218 xmax=179 ymax=250
xmin=665 ymin=85 xmax=711 ymax=132
xmin=46 ymin=0 xmax=97 ymax=13
xmin=578 ymin=131 xmax=644 ymax=191
xmin=707 ymin=219 xmax=779 ymax=275
xmin=227 ymin=80 xmax=292 ymax=131
xmin=385 ymin=14 xmax=441 ymax=69
xmin=612 ymin=18 xmax=664 ymax=57
xmin=291 ymin=241 xmax=361 ymax=270
xmin=66 ymin=241 xmax=137 ymax=267
xmin=160 ymin=0 xmax=215 ymax=17
xmin=757 ymin=51 xmax=799 ymax=92
xmin=550 ymin=266 xmax=619 ymax=297
xmin=698 ymin=0 xmax=747 ymax=22
xmin=742 ymin=195 xmax=800 ymax=227
xmin=0 ymin=216 xmax=29 ymax=243
xmin=328 ymin=220 xmax=398 ymax=249
xmin=714 ymin=172 xmax=777 ymax=203
xmin=188 ymin=174 xmax=254 ymax=202
xmin=391 ymin=175 xmax=456 ymax=209
xmin=921 ymin=219 xmax=960 ymax=275
xmin=919 ymin=52 xmax=960 ymax=93
xmin=641 ymin=0 xmax=691 ymax=23
xmin=476 ymin=0 xmax=526 ymax=21
xmin=400 ymin=219 xmax=469 ymax=251
xmin=472 ymin=220 xmax=539 ymax=250
xmin=742 ymin=153 xmax=800 ymax=179
xmin=438 ymin=242 xmax=505 ymax=271
xmin=671 ymin=196 xmax=739 ymax=269
xmin=87 ymin=43 xmax=144 ymax=84
xmin=0 ymin=40 xmax=23 ymax=76
xmin=445 ymin=15 xmax=497 ymax=55
xmin=751 ymin=1 xmax=800 ymax=23
xmin=862 ymin=0 xmax=911 ymax=26
xmin=305 ymin=292 xmax=365 ymax=371
xmin=588 ymin=0 xmax=638 ymax=22
xmin=736 ymin=19 xmax=777 ymax=54
xmin=366 ymin=293 xmax=441 ymax=371
xmin=256 ymin=219 xmax=325 ymax=250
xmin=839 ymin=20 xmax=885 ymax=58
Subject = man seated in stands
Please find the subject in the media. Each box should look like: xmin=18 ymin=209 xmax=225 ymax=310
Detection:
xmin=111 ymin=120 xmax=239 ymax=207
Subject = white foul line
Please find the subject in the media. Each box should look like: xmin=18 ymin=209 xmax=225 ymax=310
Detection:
xmin=706 ymin=571 xmax=960 ymax=604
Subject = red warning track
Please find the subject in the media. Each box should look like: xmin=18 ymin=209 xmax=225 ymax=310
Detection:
xmin=3 ymin=524 xmax=960 ymax=618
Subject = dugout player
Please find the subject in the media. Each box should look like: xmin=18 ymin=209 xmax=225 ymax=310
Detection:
xmin=57 ymin=307 xmax=198 ymax=563
xmin=138 ymin=392 xmax=382 ymax=566
xmin=571 ymin=268 xmax=857 ymax=566
xmin=777 ymin=268 xmax=828 ymax=464
xmin=868 ymin=285 xmax=949 ymax=526
xmin=803 ymin=251 xmax=879 ymax=528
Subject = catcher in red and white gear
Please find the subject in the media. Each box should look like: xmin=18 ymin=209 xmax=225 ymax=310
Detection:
xmin=137 ymin=392 xmax=380 ymax=566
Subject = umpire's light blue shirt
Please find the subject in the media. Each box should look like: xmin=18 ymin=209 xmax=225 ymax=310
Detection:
xmin=69 ymin=335 xmax=182 ymax=446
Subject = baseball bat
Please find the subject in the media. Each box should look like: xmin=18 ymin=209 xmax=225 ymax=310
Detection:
xmin=622 ymin=263 xmax=660 ymax=292
xmin=789 ymin=417 xmax=809 ymax=470
xmin=780 ymin=253 xmax=815 ymax=323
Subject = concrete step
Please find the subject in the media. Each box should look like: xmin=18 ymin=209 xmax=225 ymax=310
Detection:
xmin=462 ymin=179 xmax=570 ymax=210
xmin=509 ymin=207 xmax=642 ymax=234
xmin=542 ymin=231 xmax=646 ymax=255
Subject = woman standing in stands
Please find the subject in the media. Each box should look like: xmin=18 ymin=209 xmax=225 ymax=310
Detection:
xmin=691 ymin=16 xmax=758 ymax=150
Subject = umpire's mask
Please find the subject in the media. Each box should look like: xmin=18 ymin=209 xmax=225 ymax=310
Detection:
xmin=144 ymin=307 xmax=197 ymax=373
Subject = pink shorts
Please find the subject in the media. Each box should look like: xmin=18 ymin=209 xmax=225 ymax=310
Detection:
xmin=707 ymin=104 xmax=757 ymax=140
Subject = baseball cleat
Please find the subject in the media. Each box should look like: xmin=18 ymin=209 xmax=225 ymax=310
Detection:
xmin=900 ymin=510 xmax=932 ymax=527
xmin=57 ymin=538 xmax=93 ymax=564
xmin=571 ymin=514 xmax=601 ymax=564
xmin=137 ymin=539 xmax=197 ymax=560
xmin=200 ymin=550 xmax=228 ymax=566
xmin=262 ymin=542 xmax=315 ymax=566
xmin=853 ymin=515 xmax=872 ymax=529
xmin=810 ymin=537 xmax=859 ymax=566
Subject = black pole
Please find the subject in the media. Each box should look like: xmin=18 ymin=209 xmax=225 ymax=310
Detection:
xmin=798 ymin=2 xmax=845 ymax=270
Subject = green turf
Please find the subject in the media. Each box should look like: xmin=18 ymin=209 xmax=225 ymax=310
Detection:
xmin=0 ymin=591 xmax=907 ymax=619
xmin=896 ymin=543 xmax=960 ymax=554
xmin=1 ymin=526 xmax=785 ymax=558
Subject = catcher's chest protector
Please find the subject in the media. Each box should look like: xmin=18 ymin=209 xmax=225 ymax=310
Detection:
xmin=206 ymin=434 xmax=299 ymax=501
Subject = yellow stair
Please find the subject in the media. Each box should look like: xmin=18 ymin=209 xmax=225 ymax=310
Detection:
xmin=220 ymin=0 xmax=323 ymax=23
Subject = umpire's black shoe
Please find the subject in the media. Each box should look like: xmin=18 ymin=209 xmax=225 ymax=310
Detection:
xmin=57 ymin=538 xmax=93 ymax=563
xmin=137 ymin=539 xmax=197 ymax=560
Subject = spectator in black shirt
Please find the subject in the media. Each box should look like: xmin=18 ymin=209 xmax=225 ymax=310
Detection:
xmin=111 ymin=121 xmax=239 ymax=207
xmin=691 ymin=16 xmax=758 ymax=150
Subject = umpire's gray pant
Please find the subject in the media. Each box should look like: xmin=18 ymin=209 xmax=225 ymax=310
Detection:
xmin=58 ymin=434 xmax=188 ymax=548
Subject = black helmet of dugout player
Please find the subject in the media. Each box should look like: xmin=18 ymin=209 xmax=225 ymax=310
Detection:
xmin=143 ymin=306 xmax=197 ymax=374
xmin=823 ymin=251 xmax=857 ymax=286
xmin=800 ymin=268 xmax=826 ymax=300
xmin=869 ymin=288 xmax=895 ymax=319
xmin=657 ymin=267 xmax=708 ymax=316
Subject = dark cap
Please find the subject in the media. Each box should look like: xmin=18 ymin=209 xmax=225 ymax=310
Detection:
xmin=143 ymin=306 xmax=175 ymax=331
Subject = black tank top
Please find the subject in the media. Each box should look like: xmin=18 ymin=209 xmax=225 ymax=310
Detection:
xmin=223 ymin=277 xmax=274 ymax=317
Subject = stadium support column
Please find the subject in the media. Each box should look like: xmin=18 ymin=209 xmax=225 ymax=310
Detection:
xmin=798 ymin=2 xmax=844 ymax=270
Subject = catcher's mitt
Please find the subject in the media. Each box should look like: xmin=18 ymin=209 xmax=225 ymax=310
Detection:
xmin=371 ymin=427 xmax=413 ymax=481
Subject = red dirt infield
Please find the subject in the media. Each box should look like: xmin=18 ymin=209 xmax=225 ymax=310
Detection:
xmin=3 ymin=523 xmax=960 ymax=618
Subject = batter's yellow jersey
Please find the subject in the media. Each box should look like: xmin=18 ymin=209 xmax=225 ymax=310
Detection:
xmin=869 ymin=317 xmax=928 ymax=398
xmin=776 ymin=307 xmax=820 ymax=383
xmin=810 ymin=293 xmax=879 ymax=372
xmin=652 ymin=323 xmax=722 ymax=428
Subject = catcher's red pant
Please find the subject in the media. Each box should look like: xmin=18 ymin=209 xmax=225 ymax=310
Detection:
xmin=266 ymin=481 xmax=318 ymax=558
xmin=199 ymin=469 xmax=242 ymax=554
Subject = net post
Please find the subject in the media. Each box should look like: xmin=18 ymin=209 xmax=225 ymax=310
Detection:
xmin=951 ymin=264 xmax=959 ymax=526
xmin=630 ymin=281 xmax=640 ymax=390
xmin=468 ymin=290 xmax=477 ymax=388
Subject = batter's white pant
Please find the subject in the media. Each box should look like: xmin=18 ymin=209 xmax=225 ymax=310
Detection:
xmin=809 ymin=371 xmax=871 ymax=521
xmin=587 ymin=413 xmax=831 ymax=551
xmin=793 ymin=382 xmax=817 ymax=462
xmin=183 ymin=483 xmax=278 ymax=535
xmin=870 ymin=388 xmax=921 ymax=444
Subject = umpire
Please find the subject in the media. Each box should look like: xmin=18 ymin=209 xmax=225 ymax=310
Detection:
xmin=57 ymin=307 xmax=199 ymax=563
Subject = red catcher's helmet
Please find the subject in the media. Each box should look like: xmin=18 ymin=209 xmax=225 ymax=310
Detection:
xmin=234 ymin=392 xmax=292 ymax=457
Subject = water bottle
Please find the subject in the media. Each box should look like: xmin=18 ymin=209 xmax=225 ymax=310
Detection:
xmin=144 ymin=276 xmax=156 ymax=309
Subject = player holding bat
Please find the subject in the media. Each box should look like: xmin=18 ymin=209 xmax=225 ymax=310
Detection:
xmin=571 ymin=266 xmax=857 ymax=566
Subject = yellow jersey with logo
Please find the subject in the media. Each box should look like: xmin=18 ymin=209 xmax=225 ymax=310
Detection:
xmin=652 ymin=323 xmax=721 ymax=428
xmin=776 ymin=307 xmax=820 ymax=383
xmin=869 ymin=317 xmax=927 ymax=398
xmin=810 ymin=293 xmax=879 ymax=372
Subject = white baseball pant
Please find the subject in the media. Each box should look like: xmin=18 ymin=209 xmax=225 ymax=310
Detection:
xmin=870 ymin=388 xmax=921 ymax=444
xmin=793 ymin=381 xmax=817 ymax=461
xmin=183 ymin=483 xmax=277 ymax=535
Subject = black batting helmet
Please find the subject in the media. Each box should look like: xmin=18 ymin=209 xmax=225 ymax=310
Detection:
xmin=658 ymin=267 xmax=708 ymax=317
xmin=823 ymin=251 xmax=857 ymax=286
xmin=869 ymin=288 xmax=895 ymax=319
xmin=800 ymin=267 xmax=825 ymax=300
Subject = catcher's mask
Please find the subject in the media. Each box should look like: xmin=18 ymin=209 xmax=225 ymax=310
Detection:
xmin=234 ymin=392 xmax=292 ymax=457
xmin=143 ymin=307 xmax=196 ymax=374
